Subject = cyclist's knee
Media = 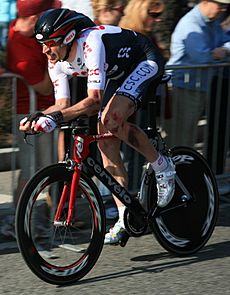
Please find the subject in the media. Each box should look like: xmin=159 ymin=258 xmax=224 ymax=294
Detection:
xmin=101 ymin=110 xmax=124 ymax=135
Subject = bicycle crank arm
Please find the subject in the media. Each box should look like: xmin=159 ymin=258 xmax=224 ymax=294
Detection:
xmin=175 ymin=174 xmax=193 ymax=201
xmin=119 ymin=231 xmax=130 ymax=247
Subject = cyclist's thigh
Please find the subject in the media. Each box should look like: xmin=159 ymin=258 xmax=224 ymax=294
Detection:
xmin=116 ymin=60 xmax=160 ymax=109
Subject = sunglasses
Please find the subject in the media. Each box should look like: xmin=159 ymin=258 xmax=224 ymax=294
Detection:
xmin=38 ymin=38 xmax=62 ymax=47
xmin=148 ymin=11 xmax=163 ymax=18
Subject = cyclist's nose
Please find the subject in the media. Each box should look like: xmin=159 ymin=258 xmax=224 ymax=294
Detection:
xmin=42 ymin=44 xmax=50 ymax=54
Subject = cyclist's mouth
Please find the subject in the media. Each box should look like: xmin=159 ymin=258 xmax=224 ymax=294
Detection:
xmin=48 ymin=54 xmax=58 ymax=63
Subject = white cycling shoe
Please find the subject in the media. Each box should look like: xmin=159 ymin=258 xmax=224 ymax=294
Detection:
xmin=155 ymin=157 xmax=176 ymax=207
xmin=104 ymin=220 xmax=125 ymax=245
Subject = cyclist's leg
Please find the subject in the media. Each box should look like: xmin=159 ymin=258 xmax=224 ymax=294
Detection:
xmin=101 ymin=61 xmax=175 ymax=208
xmin=101 ymin=94 xmax=158 ymax=162
xmin=99 ymin=94 xmax=141 ymax=243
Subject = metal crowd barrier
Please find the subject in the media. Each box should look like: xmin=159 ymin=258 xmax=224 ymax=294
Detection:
xmin=0 ymin=72 xmax=58 ymax=197
xmin=0 ymin=73 xmax=37 ymax=197
xmin=165 ymin=62 xmax=230 ymax=175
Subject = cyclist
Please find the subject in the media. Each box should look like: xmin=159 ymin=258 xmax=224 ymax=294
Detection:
xmin=19 ymin=8 xmax=176 ymax=244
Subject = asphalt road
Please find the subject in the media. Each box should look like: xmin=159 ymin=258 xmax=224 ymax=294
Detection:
xmin=0 ymin=195 xmax=229 ymax=295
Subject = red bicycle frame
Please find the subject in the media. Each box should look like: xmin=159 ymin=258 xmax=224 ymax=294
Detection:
xmin=54 ymin=132 xmax=116 ymax=226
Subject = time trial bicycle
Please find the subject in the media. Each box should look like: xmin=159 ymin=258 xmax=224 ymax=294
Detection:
xmin=15 ymin=80 xmax=219 ymax=286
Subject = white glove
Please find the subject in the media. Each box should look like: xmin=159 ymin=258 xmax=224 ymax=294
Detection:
xmin=34 ymin=116 xmax=57 ymax=133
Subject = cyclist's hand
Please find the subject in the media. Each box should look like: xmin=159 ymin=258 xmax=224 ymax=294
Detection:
xmin=19 ymin=112 xmax=44 ymax=132
xmin=34 ymin=111 xmax=64 ymax=133
xmin=34 ymin=116 xmax=57 ymax=133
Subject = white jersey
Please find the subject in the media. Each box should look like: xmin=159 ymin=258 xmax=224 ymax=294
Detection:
xmin=48 ymin=25 xmax=164 ymax=107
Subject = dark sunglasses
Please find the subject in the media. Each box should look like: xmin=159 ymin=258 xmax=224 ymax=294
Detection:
xmin=39 ymin=38 xmax=62 ymax=47
xmin=148 ymin=11 xmax=163 ymax=18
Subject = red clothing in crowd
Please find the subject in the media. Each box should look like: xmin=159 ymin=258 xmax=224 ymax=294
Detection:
xmin=7 ymin=20 xmax=54 ymax=114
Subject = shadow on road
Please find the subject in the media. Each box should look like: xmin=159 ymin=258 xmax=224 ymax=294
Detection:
xmin=60 ymin=239 xmax=230 ymax=287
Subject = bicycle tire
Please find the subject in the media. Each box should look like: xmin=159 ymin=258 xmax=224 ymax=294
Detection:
xmin=16 ymin=163 xmax=105 ymax=285
xmin=148 ymin=147 xmax=219 ymax=256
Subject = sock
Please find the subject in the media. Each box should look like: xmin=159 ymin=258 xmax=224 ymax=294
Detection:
xmin=150 ymin=154 xmax=168 ymax=173
xmin=118 ymin=206 xmax=125 ymax=228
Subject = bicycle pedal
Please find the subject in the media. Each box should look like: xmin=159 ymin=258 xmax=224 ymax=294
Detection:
xmin=119 ymin=232 xmax=130 ymax=247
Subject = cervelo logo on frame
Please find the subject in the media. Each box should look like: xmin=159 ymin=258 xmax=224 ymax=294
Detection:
xmin=63 ymin=30 xmax=76 ymax=45
xmin=86 ymin=157 xmax=132 ymax=204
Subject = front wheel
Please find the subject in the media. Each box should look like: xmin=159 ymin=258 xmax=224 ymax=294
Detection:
xmin=149 ymin=147 xmax=219 ymax=256
xmin=16 ymin=163 xmax=105 ymax=285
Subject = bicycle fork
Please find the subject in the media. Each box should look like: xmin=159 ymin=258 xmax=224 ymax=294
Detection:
xmin=54 ymin=159 xmax=82 ymax=227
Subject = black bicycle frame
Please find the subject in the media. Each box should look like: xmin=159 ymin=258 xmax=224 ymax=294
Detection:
xmin=84 ymin=155 xmax=146 ymax=224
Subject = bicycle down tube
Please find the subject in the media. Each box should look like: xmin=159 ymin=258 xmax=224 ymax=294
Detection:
xmin=54 ymin=131 xmax=146 ymax=227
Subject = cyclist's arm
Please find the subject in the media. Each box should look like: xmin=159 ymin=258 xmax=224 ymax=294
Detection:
xmin=61 ymin=88 xmax=103 ymax=121
xmin=25 ymin=89 xmax=102 ymax=133
xmin=60 ymin=34 xmax=106 ymax=121
xmin=19 ymin=89 xmax=102 ymax=132
xmin=43 ymin=97 xmax=71 ymax=114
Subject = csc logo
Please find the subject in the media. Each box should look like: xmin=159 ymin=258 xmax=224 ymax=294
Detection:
xmin=118 ymin=47 xmax=131 ymax=58
xmin=88 ymin=68 xmax=100 ymax=76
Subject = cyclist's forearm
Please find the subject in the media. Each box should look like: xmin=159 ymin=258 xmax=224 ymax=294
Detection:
xmin=43 ymin=98 xmax=71 ymax=114
xmin=61 ymin=96 xmax=101 ymax=121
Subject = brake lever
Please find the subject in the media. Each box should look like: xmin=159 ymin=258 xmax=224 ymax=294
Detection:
xmin=23 ymin=131 xmax=40 ymax=146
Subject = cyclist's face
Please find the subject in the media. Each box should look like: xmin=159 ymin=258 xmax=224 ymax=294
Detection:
xmin=42 ymin=43 xmax=67 ymax=63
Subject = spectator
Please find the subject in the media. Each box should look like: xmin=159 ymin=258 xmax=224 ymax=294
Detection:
xmin=119 ymin=0 xmax=164 ymax=40
xmin=0 ymin=0 xmax=16 ymax=51
xmin=0 ymin=0 xmax=61 ymax=240
xmin=119 ymin=0 xmax=168 ymax=192
xmin=91 ymin=0 xmax=127 ymax=25
xmin=61 ymin=0 xmax=93 ymax=18
xmin=166 ymin=0 xmax=230 ymax=149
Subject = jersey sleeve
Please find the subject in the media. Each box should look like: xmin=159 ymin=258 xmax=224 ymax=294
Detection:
xmin=48 ymin=62 xmax=70 ymax=100
xmin=83 ymin=33 xmax=106 ymax=90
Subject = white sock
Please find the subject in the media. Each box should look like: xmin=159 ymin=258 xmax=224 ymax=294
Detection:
xmin=118 ymin=206 xmax=125 ymax=228
xmin=150 ymin=154 xmax=168 ymax=173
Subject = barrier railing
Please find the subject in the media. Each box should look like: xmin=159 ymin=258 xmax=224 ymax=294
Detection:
xmin=165 ymin=62 xmax=230 ymax=176
xmin=0 ymin=72 xmax=58 ymax=198
xmin=0 ymin=73 xmax=37 ymax=198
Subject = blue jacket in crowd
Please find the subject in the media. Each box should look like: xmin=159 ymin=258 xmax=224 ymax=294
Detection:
xmin=167 ymin=5 xmax=230 ymax=91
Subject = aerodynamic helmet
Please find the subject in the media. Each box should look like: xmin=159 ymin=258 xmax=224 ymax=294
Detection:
xmin=35 ymin=8 xmax=96 ymax=47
